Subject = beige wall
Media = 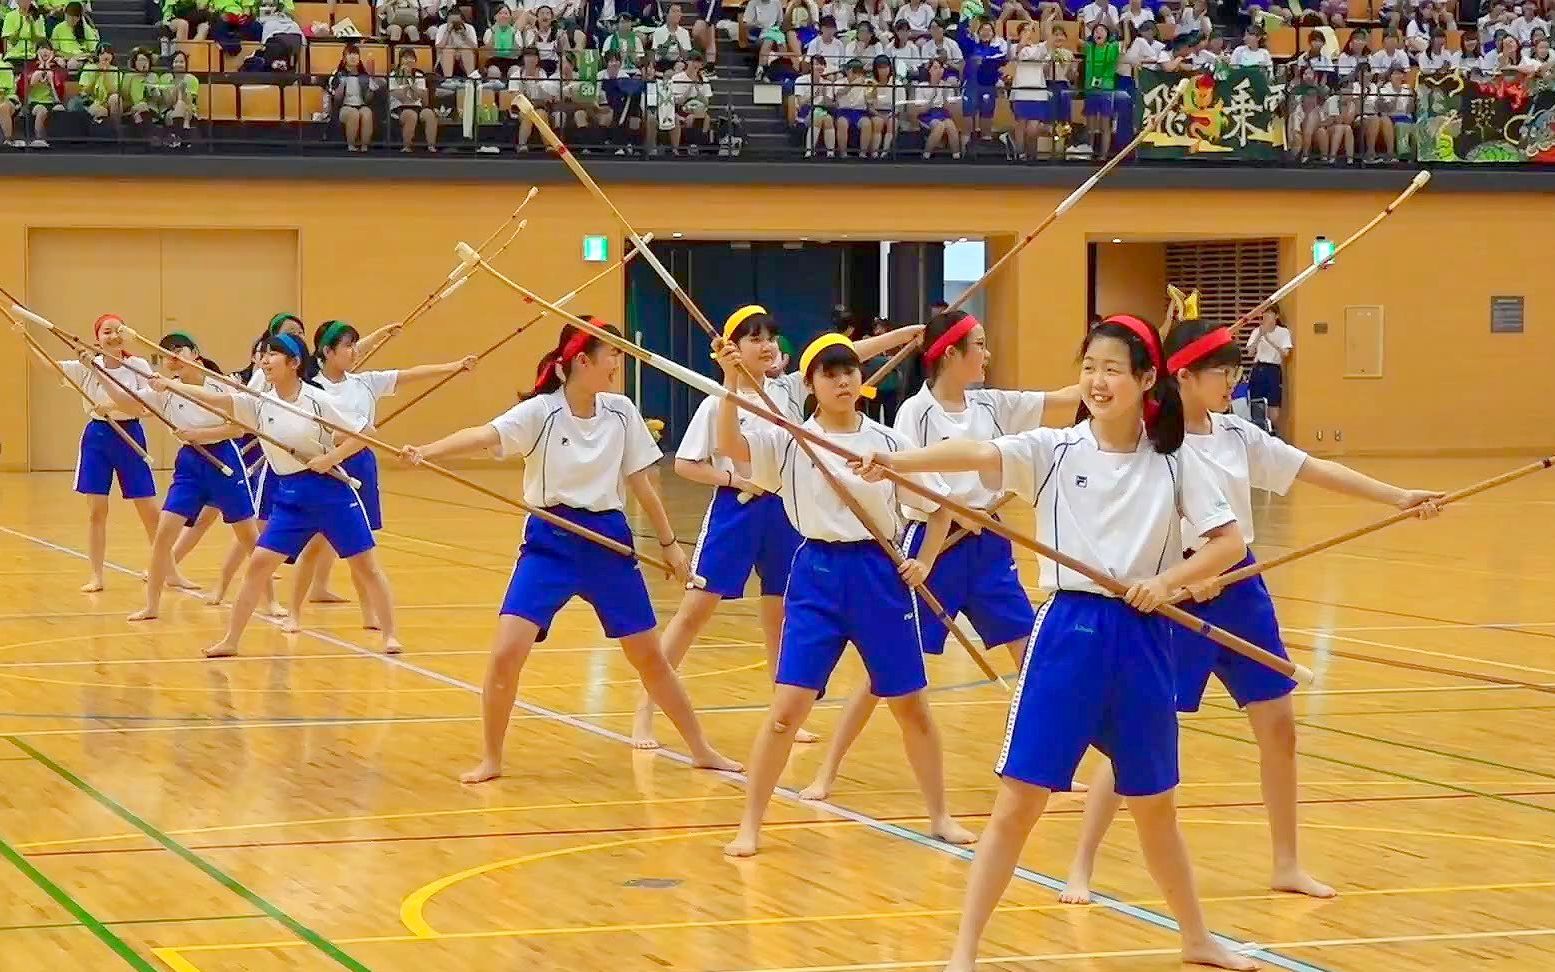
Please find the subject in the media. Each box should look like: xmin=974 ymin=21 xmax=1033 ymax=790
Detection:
xmin=1093 ymin=242 xmax=1167 ymax=322
xmin=3 ymin=178 xmax=1550 ymax=468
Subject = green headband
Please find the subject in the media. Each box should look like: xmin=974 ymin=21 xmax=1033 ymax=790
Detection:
xmin=319 ymin=320 xmax=353 ymax=349
xmin=166 ymin=330 xmax=196 ymax=348
xmin=268 ymin=313 xmax=300 ymax=334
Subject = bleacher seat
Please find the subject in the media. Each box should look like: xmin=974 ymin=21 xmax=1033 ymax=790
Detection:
xmin=177 ymin=40 xmax=212 ymax=73
xmin=296 ymin=2 xmax=374 ymax=35
xmin=308 ymin=41 xmax=389 ymax=75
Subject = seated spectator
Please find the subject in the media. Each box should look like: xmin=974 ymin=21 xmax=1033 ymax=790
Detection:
xmin=122 ymin=47 xmax=161 ymax=125
xmin=388 ymin=46 xmax=439 ymax=151
xmin=782 ymin=0 xmax=819 ymax=70
xmin=1405 ymin=3 xmax=1437 ymax=54
xmin=863 ymin=54 xmax=899 ymax=157
xmin=847 ymin=20 xmax=882 ymax=62
xmin=1313 ymin=82 xmax=1353 ymax=163
xmin=898 ymin=0 xmax=936 ymax=40
xmin=1511 ymin=1 xmax=1549 ymax=43
xmin=158 ymin=48 xmax=198 ymax=145
xmin=1375 ymin=65 xmax=1413 ymax=157
xmin=600 ymin=13 xmax=648 ymax=73
xmin=913 ymin=55 xmax=960 ymax=157
xmin=508 ymin=46 xmax=560 ymax=149
xmin=210 ymin=0 xmax=262 ymax=51
xmin=1192 ymin=30 xmax=1226 ymax=69
xmin=1479 ymin=2 xmax=1515 ymax=52
xmin=853 ymin=0 xmax=893 ymax=39
xmin=525 ymin=5 xmax=567 ymax=73
xmin=829 ymin=56 xmax=870 ymax=154
xmin=21 ymin=41 xmax=66 ymax=147
xmin=329 ymin=43 xmax=382 ymax=152
xmin=594 ymin=49 xmax=645 ymax=152
xmin=486 ymin=5 xmax=524 ymax=77
xmin=1240 ymin=0 xmax=1285 ymax=29
xmin=1230 ymin=27 xmax=1273 ymax=71
xmin=1292 ymin=27 xmax=1329 ymax=79
xmin=742 ymin=1 xmax=786 ymax=75
xmin=377 ymin=0 xmax=424 ymax=43
xmin=4 ymin=0 xmax=49 ymax=67
xmin=1075 ymin=0 xmax=1119 ymax=33
xmin=791 ymin=52 xmax=833 ymax=154
xmin=0 ymin=61 xmax=16 ymax=146
xmin=1176 ymin=0 xmax=1210 ymax=38
xmin=1417 ymin=30 xmax=1460 ymax=73
xmin=1081 ymin=22 xmax=1118 ymax=156
xmin=1368 ymin=29 xmax=1409 ymax=75
xmin=72 ymin=45 xmax=121 ymax=125
xmin=651 ymin=2 xmax=694 ymax=67
xmin=161 ymin=0 xmax=210 ymax=46
xmin=915 ymin=19 xmax=962 ymax=75
xmin=805 ymin=14 xmax=845 ymax=74
xmin=668 ymin=47 xmax=711 ymax=152
xmin=257 ymin=0 xmax=303 ymax=63
xmin=49 ymin=3 xmax=98 ymax=70
xmin=1334 ymin=26 xmax=1366 ymax=81
xmin=1481 ymin=30 xmax=1522 ymax=73
xmin=884 ymin=19 xmax=918 ymax=76
xmin=1118 ymin=0 xmax=1153 ymax=38
xmin=238 ymin=32 xmax=300 ymax=71
xmin=435 ymin=7 xmax=480 ymax=79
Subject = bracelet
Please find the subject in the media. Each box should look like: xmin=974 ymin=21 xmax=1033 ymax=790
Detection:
xmin=658 ymin=537 xmax=678 ymax=548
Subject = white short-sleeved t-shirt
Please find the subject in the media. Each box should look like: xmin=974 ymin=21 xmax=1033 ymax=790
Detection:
xmin=743 ymin=414 xmax=944 ymax=542
xmin=993 ymin=422 xmax=1237 ymax=594
xmin=317 ymin=370 xmax=399 ymax=429
xmin=675 ymin=371 xmax=808 ymax=477
xmin=59 ymin=355 xmax=154 ymax=420
xmin=234 ymin=385 xmax=365 ymax=476
xmin=1182 ymin=413 xmax=1307 ymax=548
xmin=894 ymin=383 xmax=1047 ymax=520
xmin=1247 ymin=325 xmax=1293 ymax=364
xmin=150 ymin=378 xmax=236 ymax=432
xmin=487 ymin=390 xmax=661 ymax=512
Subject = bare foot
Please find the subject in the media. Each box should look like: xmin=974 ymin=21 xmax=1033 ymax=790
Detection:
xmin=795 ymin=727 xmax=820 ymax=744
xmin=1181 ymin=940 xmax=1258 ymax=970
xmin=309 ymin=589 xmax=348 ymax=604
xmin=204 ymin=641 xmax=239 ymax=659
xmin=797 ymin=777 xmax=834 ymax=801
xmin=632 ymin=734 xmax=662 ymax=751
xmin=692 ymin=749 xmax=743 ymax=773
xmin=1271 ymin=868 xmax=1336 ymax=899
xmin=280 ymin=617 xmax=301 ymax=634
xmin=203 ymin=591 xmax=224 ymax=606
xmin=169 ymin=573 xmax=201 ymax=590
xmin=722 ymin=830 xmax=760 ymax=858
xmin=631 ymin=702 xmax=659 ymax=750
xmin=460 ymin=759 xmax=502 ymax=784
xmin=943 ymin=958 xmax=975 ymax=972
xmin=931 ymin=817 xmax=978 ymax=845
xmin=1058 ymin=876 xmax=1092 ymax=904
xmin=127 ymin=608 xmax=158 ymax=622
xmin=362 ymin=619 xmax=382 ymax=631
xmin=259 ymin=602 xmax=288 ymax=618
xmin=383 ymin=637 xmax=403 ymax=655
xmin=80 ymin=578 xmax=105 ymax=594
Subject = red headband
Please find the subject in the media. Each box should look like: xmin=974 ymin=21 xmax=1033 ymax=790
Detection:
xmin=922 ymin=314 xmax=981 ymax=366
xmin=1100 ymin=314 xmax=1165 ymax=426
xmin=532 ymin=322 xmax=604 ymax=393
xmin=1165 ymin=327 xmax=1234 ymax=375
xmin=94 ymin=314 xmax=124 ymax=341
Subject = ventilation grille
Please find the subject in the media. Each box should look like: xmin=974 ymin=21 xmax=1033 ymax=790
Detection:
xmin=1165 ymin=240 xmax=1281 ymax=364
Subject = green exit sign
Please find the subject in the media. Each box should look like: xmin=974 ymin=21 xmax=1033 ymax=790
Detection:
xmin=582 ymin=236 xmax=609 ymax=262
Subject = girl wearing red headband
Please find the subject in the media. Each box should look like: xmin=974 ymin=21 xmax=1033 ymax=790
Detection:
xmin=798 ymin=308 xmax=1081 ymax=802
xmin=289 ymin=319 xmax=477 ymax=643
xmin=633 ymin=307 xmax=923 ymax=750
xmin=1061 ymin=318 xmax=1443 ymax=906
xmin=36 ymin=313 xmax=172 ymax=594
xmin=849 ymin=315 xmax=1258 ymax=971
xmin=714 ymin=333 xmax=975 ymax=859
xmin=401 ymin=321 xmax=742 ymax=785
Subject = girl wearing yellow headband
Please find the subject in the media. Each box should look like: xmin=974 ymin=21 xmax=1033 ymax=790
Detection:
xmin=711 ymin=331 xmax=975 ymax=859
xmin=632 ymin=305 xmax=924 ymax=749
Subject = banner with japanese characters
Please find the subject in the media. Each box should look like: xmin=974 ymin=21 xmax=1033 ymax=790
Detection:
xmin=1134 ymin=68 xmax=1287 ymax=159
xmin=1413 ymin=71 xmax=1555 ymax=164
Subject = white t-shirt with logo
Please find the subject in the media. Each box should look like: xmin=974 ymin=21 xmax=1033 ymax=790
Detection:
xmin=316 ymin=370 xmax=398 ymax=429
xmin=1182 ymin=412 xmax=1307 ymax=548
xmin=59 ymin=355 xmax=154 ymax=421
xmin=894 ymin=383 xmax=1047 ymax=519
xmin=234 ymin=384 xmax=366 ymax=476
xmin=487 ymin=390 xmax=661 ymax=512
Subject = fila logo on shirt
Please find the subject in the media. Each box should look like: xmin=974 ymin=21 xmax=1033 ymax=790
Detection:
xmin=560 ymin=436 xmax=570 ymax=446
xmin=1074 ymin=475 xmax=1088 ymax=488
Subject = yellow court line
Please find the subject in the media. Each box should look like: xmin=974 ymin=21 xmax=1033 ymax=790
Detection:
xmin=154 ymin=880 xmax=1555 ymax=957
xmin=152 ymin=947 xmax=203 ymax=972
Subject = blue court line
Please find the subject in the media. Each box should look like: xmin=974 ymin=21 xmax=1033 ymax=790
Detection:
xmin=0 ymin=525 xmax=1330 ymax=972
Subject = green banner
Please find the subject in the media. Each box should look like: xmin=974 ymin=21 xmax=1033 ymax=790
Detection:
xmin=1135 ymin=68 xmax=1287 ymax=159
xmin=1414 ymin=70 xmax=1555 ymax=164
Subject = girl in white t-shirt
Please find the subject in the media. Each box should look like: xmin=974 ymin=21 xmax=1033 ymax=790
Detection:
xmin=864 ymin=54 xmax=904 ymax=155
xmin=508 ymin=47 xmax=561 ymax=151
xmin=1061 ymin=315 xmax=1442 ymax=907
xmin=914 ymin=55 xmax=962 ymax=157
xmin=1006 ymin=23 xmax=1056 ymax=160
xmin=402 ymin=321 xmax=742 ymax=784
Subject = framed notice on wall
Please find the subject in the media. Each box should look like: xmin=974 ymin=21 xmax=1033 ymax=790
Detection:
xmin=1343 ymin=305 xmax=1384 ymax=378
xmin=1491 ymin=296 xmax=1525 ymax=333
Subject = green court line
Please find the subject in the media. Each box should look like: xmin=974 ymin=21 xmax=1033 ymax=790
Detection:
xmin=0 ymin=913 xmax=265 ymax=934
xmin=7 ymin=736 xmax=375 ymax=972
xmin=0 ymin=833 xmax=159 ymax=970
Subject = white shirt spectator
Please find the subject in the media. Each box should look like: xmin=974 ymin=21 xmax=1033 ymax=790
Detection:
xmin=1246 ymin=323 xmax=1293 ymax=365
xmin=1077 ymin=1 xmax=1120 ymax=29
xmin=855 ymin=0 xmax=895 ymax=35
xmin=820 ymin=0 xmax=854 ymax=29
xmin=1417 ymin=47 xmax=1460 ymax=71
xmin=1365 ymin=79 xmax=1412 ymax=115
xmin=671 ymin=69 xmax=713 ymax=107
xmin=915 ymin=35 xmax=963 ymax=67
xmin=1230 ymin=44 xmax=1272 ymax=68
xmin=1335 ymin=51 xmax=1363 ymax=77
xmin=832 ymin=76 xmax=870 ymax=108
xmin=846 ymin=38 xmax=884 ymax=61
xmin=1404 ymin=18 xmax=1432 ymax=45
xmin=741 ymin=0 xmax=782 ymax=32
xmin=508 ymin=68 xmax=560 ymax=102
xmin=899 ymin=0 xmax=936 ymax=32
xmin=524 ymin=25 xmax=563 ymax=61
xmin=912 ymin=77 xmax=955 ymax=109
xmin=1192 ymin=48 xmax=1225 ymax=69
xmin=867 ymin=77 xmax=908 ymax=111
xmin=794 ymin=73 xmax=833 ymax=110
xmin=1520 ymin=48 xmax=1555 ymax=71
xmin=806 ymin=33 xmax=848 ymax=70
xmin=259 ymin=10 xmax=304 ymax=41
xmin=1121 ymin=5 xmax=1155 ymax=30
xmin=1120 ymin=36 xmax=1165 ymax=74
xmin=1177 ymin=5 xmax=1207 ymax=34
xmin=434 ymin=21 xmax=479 ymax=48
xmin=1510 ymin=14 xmax=1549 ymax=42
xmin=1368 ymin=48 xmax=1411 ymax=73
xmin=651 ymin=23 xmax=694 ymax=57
xmin=1010 ymin=42 xmax=1052 ymax=98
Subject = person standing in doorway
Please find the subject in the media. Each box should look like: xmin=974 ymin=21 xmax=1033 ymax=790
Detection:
xmin=1246 ymin=308 xmax=1292 ymax=436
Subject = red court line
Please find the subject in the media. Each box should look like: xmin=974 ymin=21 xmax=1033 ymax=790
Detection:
xmin=25 ymin=790 xmax=1555 ymax=859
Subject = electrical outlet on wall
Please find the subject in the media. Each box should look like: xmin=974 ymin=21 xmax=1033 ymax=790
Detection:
xmin=1334 ymin=430 xmax=1343 ymax=442
xmin=1314 ymin=320 xmax=1329 ymax=335
xmin=1315 ymin=430 xmax=1323 ymax=441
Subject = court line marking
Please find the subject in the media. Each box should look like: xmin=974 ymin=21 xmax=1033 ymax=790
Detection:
xmin=0 ymin=830 xmax=160 ymax=970
xmin=7 ymin=736 xmax=374 ymax=972
xmin=0 ymin=913 xmax=266 ymax=935
xmin=1286 ymin=628 xmax=1555 ymax=677
xmin=0 ymin=525 xmax=1326 ymax=972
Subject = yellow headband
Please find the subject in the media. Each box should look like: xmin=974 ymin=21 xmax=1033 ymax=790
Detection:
xmin=800 ymin=333 xmax=876 ymax=399
xmin=723 ymin=305 xmax=768 ymax=340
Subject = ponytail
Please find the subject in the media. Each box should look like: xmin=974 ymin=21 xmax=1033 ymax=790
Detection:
xmin=920 ymin=309 xmax=979 ymax=384
xmin=1077 ymin=316 xmax=1184 ymax=454
xmin=523 ymin=317 xmax=620 ymax=399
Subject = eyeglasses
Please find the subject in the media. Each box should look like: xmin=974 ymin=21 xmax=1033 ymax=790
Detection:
xmin=1203 ymin=365 xmax=1244 ymax=384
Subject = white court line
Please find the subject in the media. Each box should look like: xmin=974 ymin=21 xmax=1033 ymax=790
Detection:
xmin=0 ymin=524 xmax=1324 ymax=972
xmin=1300 ymin=620 xmax=1555 ymax=634
xmin=1287 ymin=629 xmax=1555 ymax=678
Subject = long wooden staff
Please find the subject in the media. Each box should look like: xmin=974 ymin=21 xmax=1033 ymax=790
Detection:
xmin=862 ymin=79 xmax=1193 ymax=390
xmin=114 ymin=321 xmax=684 ymax=578
xmin=9 ymin=316 xmax=154 ymax=462
xmin=507 ymin=98 xmax=1007 ymax=690
xmin=1186 ymin=456 xmax=1554 ymax=598
xmin=462 ymin=264 xmax=1313 ymax=687
xmin=107 ymin=322 xmax=367 ymax=489
xmin=375 ymin=235 xmax=651 ymax=430
xmin=351 ymin=188 xmax=539 ymax=372
xmin=35 ymin=319 xmax=234 ymax=476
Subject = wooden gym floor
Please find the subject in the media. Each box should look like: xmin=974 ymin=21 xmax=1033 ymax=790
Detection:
xmin=0 ymin=457 xmax=1552 ymax=971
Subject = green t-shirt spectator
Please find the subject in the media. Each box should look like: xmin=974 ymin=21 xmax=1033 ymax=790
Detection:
xmin=36 ymin=0 xmax=74 ymax=15
xmin=24 ymin=63 xmax=61 ymax=103
xmin=2 ymin=10 xmax=49 ymax=62
xmin=122 ymin=71 xmax=158 ymax=107
xmin=155 ymin=70 xmax=198 ymax=109
xmin=77 ymin=63 xmax=120 ymax=103
xmin=487 ymin=22 xmax=520 ymax=57
xmin=209 ymin=0 xmax=256 ymax=18
xmin=1083 ymin=39 xmax=1120 ymax=91
xmin=49 ymin=20 xmax=99 ymax=60
xmin=0 ymin=63 xmax=15 ymax=102
xmin=602 ymin=29 xmax=645 ymax=70
xmin=161 ymin=0 xmax=209 ymax=21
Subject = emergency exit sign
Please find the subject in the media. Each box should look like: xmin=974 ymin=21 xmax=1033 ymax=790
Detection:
xmin=582 ymin=236 xmax=609 ymax=262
